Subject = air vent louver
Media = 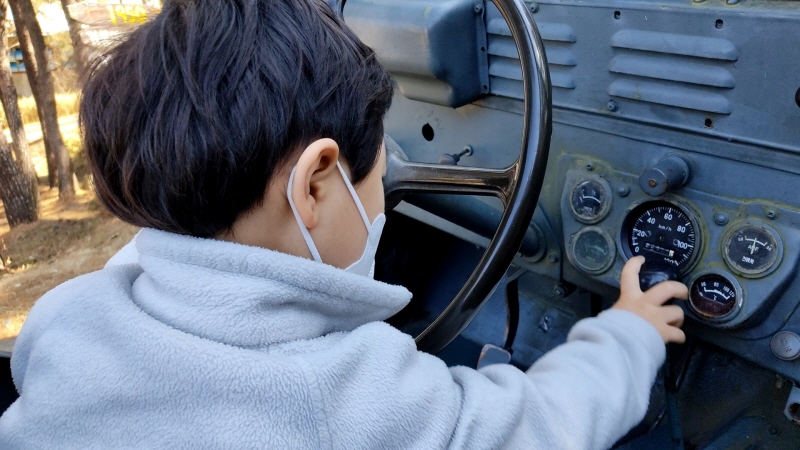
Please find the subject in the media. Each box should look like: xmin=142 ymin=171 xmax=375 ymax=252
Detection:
xmin=608 ymin=30 xmax=738 ymax=114
xmin=486 ymin=5 xmax=576 ymax=100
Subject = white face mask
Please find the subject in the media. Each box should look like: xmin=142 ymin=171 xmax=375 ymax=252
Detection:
xmin=286 ymin=161 xmax=386 ymax=278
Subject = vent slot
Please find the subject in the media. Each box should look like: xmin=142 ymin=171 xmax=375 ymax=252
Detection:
xmin=609 ymin=54 xmax=734 ymax=88
xmin=610 ymin=30 xmax=738 ymax=61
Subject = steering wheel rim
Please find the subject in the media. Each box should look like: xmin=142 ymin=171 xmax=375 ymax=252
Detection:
xmin=382 ymin=0 xmax=552 ymax=355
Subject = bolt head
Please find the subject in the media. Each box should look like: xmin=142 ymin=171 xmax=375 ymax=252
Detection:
xmin=474 ymin=3 xmax=483 ymax=13
xmin=617 ymin=186 xmax=630 ymax=197
xmin=586 ymin=163 xmax=595 ymax=171
xmin=606 ymin=100 xmax=618 ymax=112
xmin=548 ymin=253 xmax=559 ymax=263
xmin=528 ymin=2 xmax=539 ymax=13
xmin=767 ymin=210 xmax=778 ymax=220
xmin=714 ymin=213 xmax=729 ymax=226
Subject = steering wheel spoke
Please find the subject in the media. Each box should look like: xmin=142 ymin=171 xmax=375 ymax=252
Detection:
xmin=383 ymin=144 xmax=516 ymax=206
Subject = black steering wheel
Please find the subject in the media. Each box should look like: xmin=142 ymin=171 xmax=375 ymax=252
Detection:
xmin=382 ymin=0 xmax=552 ymax=355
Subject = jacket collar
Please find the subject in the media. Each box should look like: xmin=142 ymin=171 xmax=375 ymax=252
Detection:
xmin=132 ymin=228 xmax=412 ymax=347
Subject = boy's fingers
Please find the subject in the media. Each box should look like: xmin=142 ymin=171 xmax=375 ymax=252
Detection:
xmin=664 ymin=326 xmax=686 ymax=344
xmin=644 ymin=281 xmax=689 ymax=305
xmin=662 ymin=305 xmax=685 ymax=327
xmin=620 ymin=256 xmax=646 ymax=294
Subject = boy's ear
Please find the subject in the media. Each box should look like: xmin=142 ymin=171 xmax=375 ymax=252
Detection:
xmin=290 ymin=138 xmax=341 ymax=229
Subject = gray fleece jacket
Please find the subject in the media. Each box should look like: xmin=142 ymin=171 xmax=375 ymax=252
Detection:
xmin=0 ymin=229 xmax=665 ymax=449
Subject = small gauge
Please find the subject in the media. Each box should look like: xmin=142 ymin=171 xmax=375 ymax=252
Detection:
xmin=570 ymin=179 xmax=612 ymax=224
xmin=689 ymin=273 xmax=742 ymax=320
xmin=568 ymin=227 xmax=616 ymax=274
xmin=620 ymin=201 xmax=700 ymax=273
xmin=723 ymin=222 xmax=783 ymax=278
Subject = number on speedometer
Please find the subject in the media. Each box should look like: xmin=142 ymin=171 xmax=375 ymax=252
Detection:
xmin=622 ymin=201 xmax=698 ymax=271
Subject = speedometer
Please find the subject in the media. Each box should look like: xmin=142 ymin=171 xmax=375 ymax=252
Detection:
xmin=621 ymin=201 xmax=700 ymax=272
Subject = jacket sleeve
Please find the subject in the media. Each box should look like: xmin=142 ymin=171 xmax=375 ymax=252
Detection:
xmin=446 ymin=308 xmax=665 ymax=449
xmin=315 ymin=309 xmax=664 ymax=450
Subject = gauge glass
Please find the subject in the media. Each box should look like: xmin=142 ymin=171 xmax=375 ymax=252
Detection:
xmin=570 ymin=179 xmax=610 ymax=223
xmin=570 ymin=228 xmax=615 ymax=274
xmin=622 ymin=201 xmax=697 ymax=271
xmin=690 ymin=273 xmax=739 ymax=319
xmin=724 ymin=224 xmax=781 ymax=276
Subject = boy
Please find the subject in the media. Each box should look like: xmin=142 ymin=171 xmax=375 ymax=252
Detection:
xmin=0 ymin=0 xmax=687 ymax=448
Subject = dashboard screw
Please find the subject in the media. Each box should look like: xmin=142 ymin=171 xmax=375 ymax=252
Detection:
xmin=474 ymin=3 xmax=483 ymax=14
xmin=548 ymin=253 xmax=559 ymax=263
xmin=714 ymin=213 xmax=729 ymax=226
xmin=586 ymin=162 xmax=595 ymax=171
xmin=528 ymin=2 xmax=539 ymax=13
xmin=553 ymin=286 xmax=565 ymax=297
xmin=767 ymin=210 xmax=778 ymax=220
xmin=607 ymin=100 xmax=618 ymax=112
xmin=617 ymin=186 xmax=630 ymax=197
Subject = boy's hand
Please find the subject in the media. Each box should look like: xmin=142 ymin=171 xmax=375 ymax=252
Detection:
xmin=612 ymin=256 xmax=688 ymax=344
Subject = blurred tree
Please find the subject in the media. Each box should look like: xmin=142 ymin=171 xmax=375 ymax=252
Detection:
xmin=9 ymin=0 xmax=74 ymax=199
xmin=58 ymin=0 xmax=86 ymax=79
xmin=0 ymin=132 xmax=37 ymax=227
xmin=0 ymin=0 xmax=37 ymax=213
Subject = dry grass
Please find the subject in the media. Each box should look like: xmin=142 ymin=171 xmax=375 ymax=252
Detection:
xmin=0 ymin=187 xmax=139 ymax=341
xmin=0 ymin=91 xmax=80 ymax=126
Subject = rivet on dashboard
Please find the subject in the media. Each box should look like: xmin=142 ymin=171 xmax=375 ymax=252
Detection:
xmin=648 ymin=179 xmax=657 ymax=188
xmin=714 ymin=213 xmax=729 ymax=226
xmin=474 ymin=3 xmax=483 ymax=14
xmin=617 ymin=186 xmax=630 ymax=197
xmin=548 ymin=253 xmax=559 ymax=263
xmin=606 ymin=100 xmax=618 ymax=112
xmin=528 ymin=2 xmax=539 ymax=13
xmin=767 ymin=210 xmax=779 ymax=220
xmin=585 ymin=162 xmax=595 ymax=171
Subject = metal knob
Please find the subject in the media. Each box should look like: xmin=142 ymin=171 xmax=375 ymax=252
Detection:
xmin=639 ymin=265 xmax=681 ymax=291
xmin=771 ymin=331 xmax=800 ymax=361
xmin=639 ymin=155 xmax=692 ymax=197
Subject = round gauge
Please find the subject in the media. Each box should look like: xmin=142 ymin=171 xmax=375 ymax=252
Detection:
xmin=723 ymin=222 xmax=783 ymax=278
xmin=568 ymin=227 xmax=616 ymax=274
xmin=569 ymin=179 xmax=612 ymax=224
xmin=621 ymin=201 xmax=699 ymax=273
xmin=689 ymin=272 xmax=742 ymax=320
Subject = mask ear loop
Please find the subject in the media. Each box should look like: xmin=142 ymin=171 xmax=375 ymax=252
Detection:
xmin=335 ymin=162 xmax=372 ymax=229
xmin=286 ymin=167 xmax=323 ymax=263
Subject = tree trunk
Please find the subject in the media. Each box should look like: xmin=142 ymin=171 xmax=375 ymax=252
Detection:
xmin=8 ymin=0 xmax=54 ymax=188
xmin=0 ymin=0 xmax=37 ymax=211
xmin=9 ymin=0 xmax=75 ymax=200
xmin=59 ymin=0 xmax=88 ymax=80
xmin=0 ymin=132 xmax=37 ymax=227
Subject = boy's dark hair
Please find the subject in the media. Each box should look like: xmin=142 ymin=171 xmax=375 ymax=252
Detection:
xmin=81 ymin=0 xmax=393 ymax=238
